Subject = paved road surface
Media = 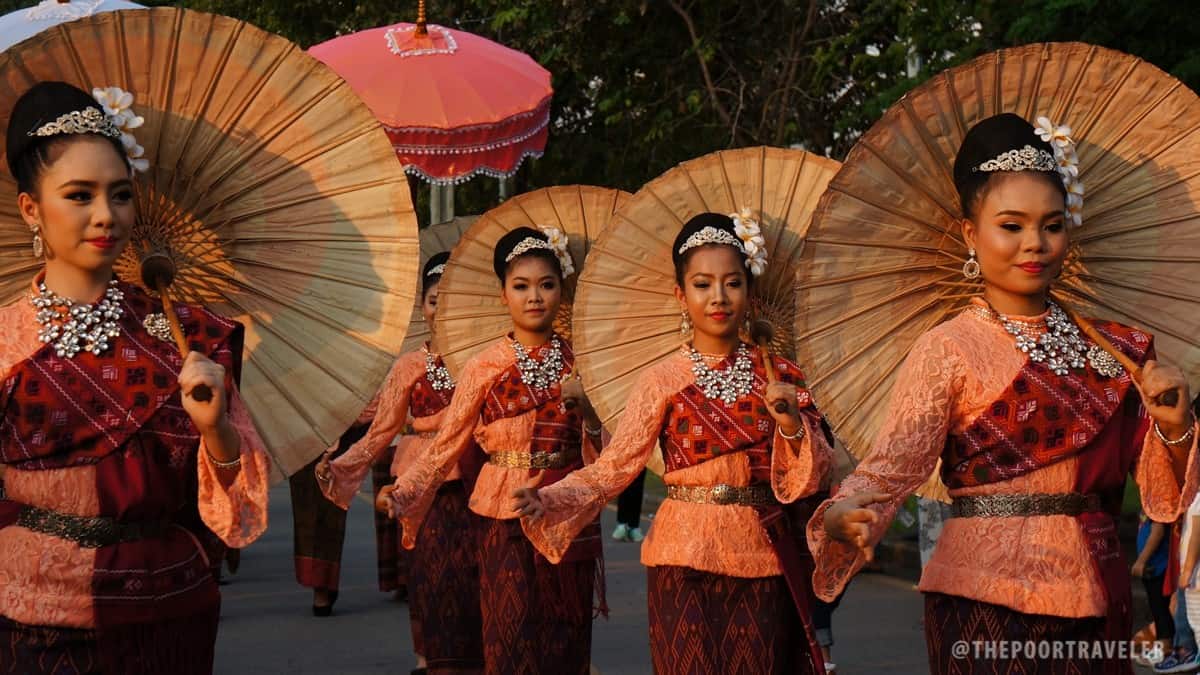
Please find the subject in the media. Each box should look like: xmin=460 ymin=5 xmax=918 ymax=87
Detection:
xmin=214 ymin=484 xmax=927 ymax=674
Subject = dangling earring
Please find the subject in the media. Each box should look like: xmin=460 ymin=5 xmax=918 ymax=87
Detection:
xmin=962 ymin=248 xmax=980 ymax=280
xmin=31 ymin=225 xmax=43 ymax=259
xmin=679 ymin=309 xmax=692 ymax=338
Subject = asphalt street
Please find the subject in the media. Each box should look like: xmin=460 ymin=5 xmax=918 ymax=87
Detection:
xmin=213 ymin=483 xmax=927 ymax=674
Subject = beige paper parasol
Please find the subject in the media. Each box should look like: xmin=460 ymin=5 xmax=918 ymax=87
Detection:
xmin=0 ymin=8 xmax=419 ymax=479
xmin=400 ymin=216 xmax=478 ymax=355
xmin=573 ymin=147 xmax=841 ymax=474
xmin=796 ymin=42 xmax=1200 ymax=500
xmin=432 ymin=185 xmax=629 ymax=376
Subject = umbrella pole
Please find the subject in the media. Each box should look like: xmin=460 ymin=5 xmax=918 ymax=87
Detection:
xmin=142 ymin=253 xmax=213 ymax=402
xmin=1056 ymin=298 xmax=1179 ymax=407
xmin=750 ymin=319 xmax=788 ymax=413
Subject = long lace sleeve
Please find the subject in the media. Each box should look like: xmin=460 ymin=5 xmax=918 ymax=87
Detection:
xmin=524 ymin=367 xmax=671 ymax=562
xmin=806 ymin=329 xmax=963 ymax=601
xmin=1135 ymin=375 xmax=1200 ymax=523
xmin=771 ymin=407 xmax=834 ymax=504
xmin=390 ymin=351 xmax=495 ymax=548
xmin=197 ymin=384 xmax=270 ymax=547
xmin=320 ymin=356 xmax=419 ymax=509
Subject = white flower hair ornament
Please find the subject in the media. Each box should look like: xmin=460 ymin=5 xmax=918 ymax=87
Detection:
xmin=539 ymin=226 xmax=575 ymax=277
xmin=92 ymin=87 xmax=149 ymax=173
xmin=1034 ymin=116 xmax=1084 ymax=227
xmin=730 ymin=208 xmax=768 ymax=277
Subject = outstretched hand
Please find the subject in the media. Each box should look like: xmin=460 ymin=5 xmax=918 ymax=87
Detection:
xmin=510 ymin=470 xmax=546 ymax=520
xmin=822 ymin=491 xmax=893 ymax=562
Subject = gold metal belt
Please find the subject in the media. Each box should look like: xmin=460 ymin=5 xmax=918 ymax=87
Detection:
xmin=488 ymin=450 xmax=580 ymax=470
xmin=950 ymin=493 xmax=1101 ymax=518
xmin=16 ymin=505 xmax=172 ymax=548
xmin=666 ymin=483 xmax=776 ymax=507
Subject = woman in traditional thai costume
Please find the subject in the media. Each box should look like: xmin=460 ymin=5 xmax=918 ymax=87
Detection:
xmin=513 ymin=213 xmax=833 ymax=675
xmin=290 ymin=419 xmax=370 ymax=615
xmin=317 ymin=252 xmax=484 ymax=674
xmin=0 ymin=83 xmax=270 ymax=674
xmin=384 ymin=227 xmax=603 ymax=675
xmin=810 ymin=113 xmax=1199 ymax=674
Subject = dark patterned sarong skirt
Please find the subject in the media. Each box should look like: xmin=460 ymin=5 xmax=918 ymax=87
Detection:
xmin=410 ymin=480 xmax=484 ymax=674
xmin=647 ymin=565 xmax=816 ymax=675
xmin=0 ymin=603 xmax=219 ymax=675
xmin=477 ymin=516 xmax=593 ymax=675
xmin=288 ymin=423 xmax=369 ymax=590
xmin=924 ymin=591 xmax=1123 ymax=675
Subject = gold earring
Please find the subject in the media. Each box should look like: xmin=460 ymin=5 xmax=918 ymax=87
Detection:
xmin=31 ymin=225 xmax=43 ymax=258
xmin=679 ymin=309 xmax=692 ymax=337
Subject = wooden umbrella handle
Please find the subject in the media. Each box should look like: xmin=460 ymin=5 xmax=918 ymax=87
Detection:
xmin=1061 ymin=304 xmax=1179 ymax=408
xmin=756 ymin=343 xmax=789 ymax=414
xmin=156 ymin=281 xmax=213 ymax=403
xmin=561 ymin=370 xmax=578 ymax=411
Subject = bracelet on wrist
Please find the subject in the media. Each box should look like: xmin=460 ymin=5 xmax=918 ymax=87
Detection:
xmin=1154 ymin=419 xmax=1196 ymax=447
xmin=583 ymin=422 xmax=602 ymax=437
xmin=777 ymin=423 xmax=805 ymax=441
xmin=207 ymin=450 xmax=242 ymax=470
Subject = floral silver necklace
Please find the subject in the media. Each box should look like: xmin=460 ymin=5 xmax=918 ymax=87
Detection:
xmin=32 ymin=278 xmax=124 ymax=358
xmin=975 ymin=302 xmax=1122 ymax=377
xmin=687 ymin=343 xmax=754 ymax=405
xmin=511 ymin=336 xmax=564 ymax=391
xmin=424 ymin=348 xmax=454 ymax=391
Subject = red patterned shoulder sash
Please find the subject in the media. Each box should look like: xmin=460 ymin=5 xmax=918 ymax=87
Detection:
xmin=0 ymin=283 xmax=243 ymax=470
xmin=661 ymin=350 xmax=812 ymax=480
xmin=410 ymin=357 xmax=453 ymax=419
xmin=943 ymin=320 xmax=1151 ymax=489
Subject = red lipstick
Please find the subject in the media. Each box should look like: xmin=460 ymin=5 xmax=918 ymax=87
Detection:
xmin=86 ymin=237 xmax=118 ymax=250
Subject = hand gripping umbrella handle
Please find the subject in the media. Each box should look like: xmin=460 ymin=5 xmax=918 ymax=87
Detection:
xmin=156 ymin=281 xmax=213 ymax=403
xmin=1058 ymin=301 xmax=1178 ymax=408
xmin=750 ymin=319 xmax=789 ymax=414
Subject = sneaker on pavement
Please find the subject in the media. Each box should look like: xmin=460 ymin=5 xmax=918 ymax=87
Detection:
xmin=1155 ymin=650 xmax=1200 ymax=674
xmin=610 ymin=523 xmax=630 ymax=541
xmin=628 ymin=527 xmax=645 ymax=543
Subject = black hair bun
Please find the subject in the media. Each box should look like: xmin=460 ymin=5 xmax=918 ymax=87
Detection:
xmin=6 ymin=82 xmax=104 ymax=178
xmin=670 ymin=212 xmax=739 ymax=269
xmin=492 ymin=226 xmax=551 ymax=280
xmin=423 ymin=251 xmax=450 ymax=280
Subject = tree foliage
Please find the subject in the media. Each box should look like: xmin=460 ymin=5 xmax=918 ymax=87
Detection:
xmin=1 ymin=0 xmax=1196 ymax=218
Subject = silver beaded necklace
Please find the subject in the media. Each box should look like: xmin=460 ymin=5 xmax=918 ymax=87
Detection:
xmin=687 ymin=343 xmax=755 ymax=405
xmin=424 ymin=348 xmax=454 ymax=391
xmin=511 ymin=336 xmax=564 ymax=391
xmin=31 ymin=279 xmax=124 ymax=358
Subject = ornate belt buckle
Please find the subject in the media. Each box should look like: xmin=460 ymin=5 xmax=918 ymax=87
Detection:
xmin=710 ymin=484 xmax=735 ymax=505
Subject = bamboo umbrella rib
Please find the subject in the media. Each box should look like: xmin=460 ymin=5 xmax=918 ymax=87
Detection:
xmin=1084 ymin=124 xmax=1200 ymax=200
xmin=796 ymin=274 xmax=956 ymax=348
xmin=1080 ymin=204 xmax=1200 ymax=244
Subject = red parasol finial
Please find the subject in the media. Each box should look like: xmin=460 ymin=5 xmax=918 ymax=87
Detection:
xmin=415 ymin=0 xmax=428 ymax=37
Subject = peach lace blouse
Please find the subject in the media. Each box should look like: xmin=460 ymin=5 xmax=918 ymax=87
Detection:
xmin=807 ymin=300 xmax=1200 ymax=618
xmin=388 ymin=338 xmax=599 ymax=550
xmin=524 ymin=350 xmax=833 ymax=578
xmin=321 ymin=349 xmax=455 ymax=510
xmin=0 ymin=296 xmax=271 ymax=629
